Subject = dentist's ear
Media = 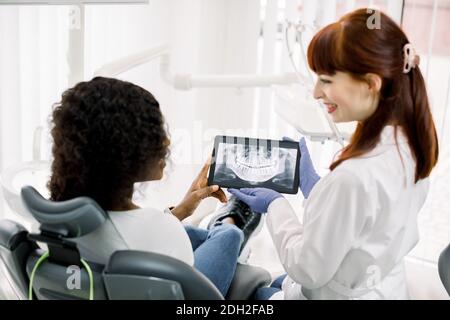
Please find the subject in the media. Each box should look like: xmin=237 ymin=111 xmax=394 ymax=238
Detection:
xmin=365 ymin=73 xmax=383 ymax=94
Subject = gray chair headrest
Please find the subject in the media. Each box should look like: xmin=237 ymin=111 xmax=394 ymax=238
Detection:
xmin=20 ymin=186 xmax=107 ymax=238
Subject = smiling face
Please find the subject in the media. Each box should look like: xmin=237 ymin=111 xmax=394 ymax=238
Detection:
xmin=313 ymin=72 xmax=381 ymax=123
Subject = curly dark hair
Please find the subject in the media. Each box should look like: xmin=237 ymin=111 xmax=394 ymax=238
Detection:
xmin=48 ymin=77 xmax=169 ymax=210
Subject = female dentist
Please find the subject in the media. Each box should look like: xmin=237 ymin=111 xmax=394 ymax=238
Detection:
xmin=229 ymin=8 xmax=439 ymax=299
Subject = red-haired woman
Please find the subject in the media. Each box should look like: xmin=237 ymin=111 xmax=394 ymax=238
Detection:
xmin=230 ymin=8 xmax=439 ymax=299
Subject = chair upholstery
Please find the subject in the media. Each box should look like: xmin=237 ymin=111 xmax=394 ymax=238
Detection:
xmin=104 ymin=250 xmax=223 ymax=300
xmin=21 ymin=186 xmax=106 ymax=237
xmin=0 ymin=219 xmax=38 ymax=299
xmin=0 ymin=186 xmax=271 ymax=300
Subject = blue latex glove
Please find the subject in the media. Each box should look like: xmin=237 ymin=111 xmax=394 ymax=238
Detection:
xmin=228 ymin=188 xmax=283 ymax=214
xmin=283 ymin=136 xmax=321 ymax=199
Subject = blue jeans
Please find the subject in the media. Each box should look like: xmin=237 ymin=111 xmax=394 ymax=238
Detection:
xmin=184 ymin=223 xmax=243 ymax=297
xmin=254 ymin=274 xmax=287 ymax=300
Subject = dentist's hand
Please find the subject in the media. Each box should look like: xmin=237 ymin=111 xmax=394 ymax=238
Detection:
xmin=283 ymin=136 xmax=320 ymax=199
xmin=228 ymin=188 xmax=283 ymax=214
xmin=171 ymin=160 xmax=227 ymax=221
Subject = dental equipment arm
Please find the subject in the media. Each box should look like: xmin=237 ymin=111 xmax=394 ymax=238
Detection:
xmin=93 ymin=43 xmax=348 ymax=144
xmin=284 ymin=19 xmax=347 ymax=146
xmin=94 ymin=45 xmax=301 ymax=90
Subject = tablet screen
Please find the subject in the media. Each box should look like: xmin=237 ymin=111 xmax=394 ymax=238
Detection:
xmin=208 ymin=136 xmax=300 ymax=194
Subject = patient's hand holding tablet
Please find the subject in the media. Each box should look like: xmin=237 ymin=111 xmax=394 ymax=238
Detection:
xmin=208 ymin=136 xmax=300 ymax=194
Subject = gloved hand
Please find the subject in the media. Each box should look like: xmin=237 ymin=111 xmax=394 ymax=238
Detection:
xmin=228 ymin=188 xmax=283 ymax=214
xmin=283 ymin=136 xmax=320 ymax=199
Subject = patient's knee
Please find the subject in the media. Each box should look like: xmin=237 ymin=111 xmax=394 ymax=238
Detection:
xmin=210 ymin=223 xmax=244 ymax=244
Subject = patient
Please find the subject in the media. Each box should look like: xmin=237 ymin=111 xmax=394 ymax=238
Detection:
xmin=47 ymin=76 xmax=259 ymax=297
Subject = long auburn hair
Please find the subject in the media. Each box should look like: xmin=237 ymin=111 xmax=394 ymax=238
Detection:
xmin=307 ymin=8 xmax=438 ymax=182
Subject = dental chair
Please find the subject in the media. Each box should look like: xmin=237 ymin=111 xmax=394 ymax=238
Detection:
xmin=438 ymin=242 xmax=450 ymax=296
xmin=0 ymin=186 xmax=271 ymax=300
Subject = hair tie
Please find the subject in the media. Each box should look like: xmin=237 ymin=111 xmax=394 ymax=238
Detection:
xmin=403 ymin=44 xmax=420 ymax=74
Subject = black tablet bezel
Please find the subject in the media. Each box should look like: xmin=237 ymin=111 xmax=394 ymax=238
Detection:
xmin=207 ymin=135 xmax=300 ymax=194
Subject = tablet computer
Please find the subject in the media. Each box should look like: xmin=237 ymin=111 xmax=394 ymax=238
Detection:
xmin=208 ymin=136 xmax=300 ymax=194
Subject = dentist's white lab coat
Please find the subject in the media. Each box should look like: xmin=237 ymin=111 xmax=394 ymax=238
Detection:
xmin=266 ymin=126 xmax=430 ymax=299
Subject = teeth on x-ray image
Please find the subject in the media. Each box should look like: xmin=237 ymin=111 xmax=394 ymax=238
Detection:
xmin=214 ymin=142 xmax=297 ymax=189
xmin=225 ymin=144 xmax=285 ymax=182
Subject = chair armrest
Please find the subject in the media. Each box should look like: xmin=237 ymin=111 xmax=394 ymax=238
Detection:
xmin=0 ymin=220 xmax=28 ymax=250
xmin=226 ymin=263 xmax=271 ymax=300
xmin=438 ymin=243 xmax=450 ymax=296
xmin=105 ymin=250 xmax=224 ymax=300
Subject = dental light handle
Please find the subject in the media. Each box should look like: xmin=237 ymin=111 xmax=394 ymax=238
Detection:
xmin=94 ymin=42 xmax=346 ymax=145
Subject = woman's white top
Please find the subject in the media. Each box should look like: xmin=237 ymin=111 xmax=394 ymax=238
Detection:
xmin=266 ymin=126 xmax=430 ymax=299
xmin=74 ymin=207 xmax=194 ymax=266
